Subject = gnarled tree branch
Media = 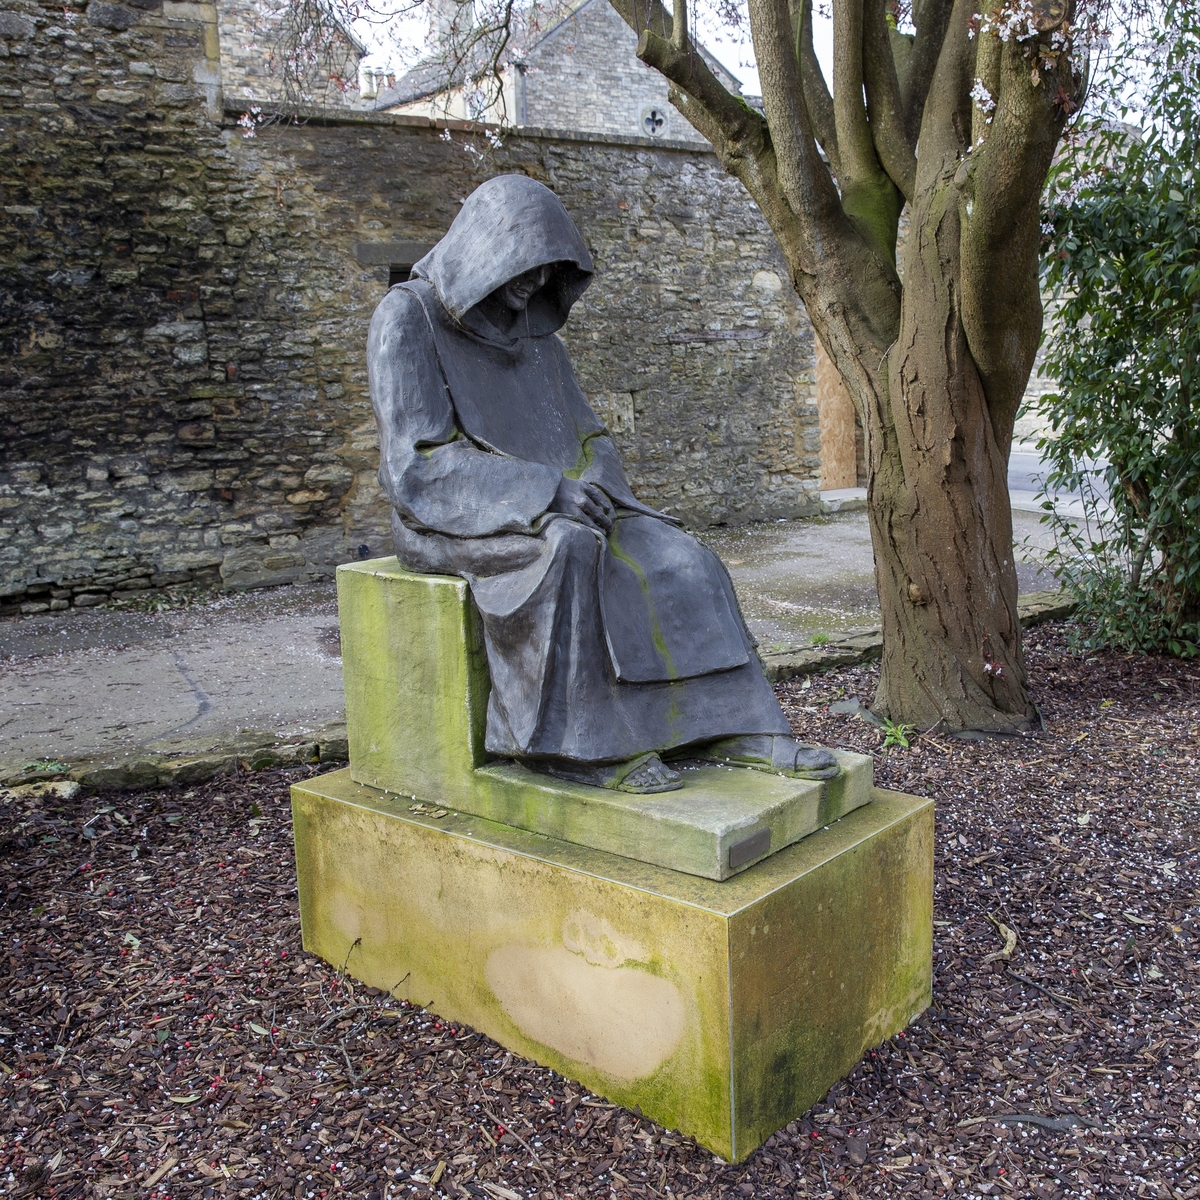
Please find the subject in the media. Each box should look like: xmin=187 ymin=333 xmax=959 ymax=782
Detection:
xmin=610 ymin=0 xmax=767 ymax=155
xmin=633 ymin=28 xmax=771 ymax=154
xmin=903 ymin=0 xmax=955 ymax=140
xmin=792 ymin=0 xmax=842 ymax=177
xmin=863 ymin=0 xmax=917 ymax=199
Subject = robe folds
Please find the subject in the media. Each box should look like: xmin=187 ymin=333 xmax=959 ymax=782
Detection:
xmin=368 ymin=175 xmax=788 ymax=763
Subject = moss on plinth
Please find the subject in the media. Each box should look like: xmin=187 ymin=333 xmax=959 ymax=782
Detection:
xmin=336 ymin=558 xmax=875 ymax=880
xmin=292 ymin=771 xmax=933 ymax=1161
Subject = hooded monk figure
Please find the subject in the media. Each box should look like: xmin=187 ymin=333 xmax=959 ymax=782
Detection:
xmin=368 ymin=175 xmax=839 ymax=794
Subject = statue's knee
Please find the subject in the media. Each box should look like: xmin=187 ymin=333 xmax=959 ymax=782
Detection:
xmin=544 ymin=517 xmax=603 ymax=561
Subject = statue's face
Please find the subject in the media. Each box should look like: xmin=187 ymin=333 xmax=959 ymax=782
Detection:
xmin=499 ymin=264 xmax=552 ymax=311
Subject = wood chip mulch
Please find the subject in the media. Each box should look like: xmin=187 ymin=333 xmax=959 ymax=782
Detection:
xmin=2 ymin=622 xmax=1198 ymax=1200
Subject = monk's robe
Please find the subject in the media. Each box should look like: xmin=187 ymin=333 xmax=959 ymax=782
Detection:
xmin=367 ymin=175 xmax=789 ymax=764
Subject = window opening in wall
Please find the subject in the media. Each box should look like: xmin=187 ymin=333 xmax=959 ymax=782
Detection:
xmin=640 ymin=107 xmax=667 ymax=137
xmin=389 ymin=264 xmax=416 ymax=287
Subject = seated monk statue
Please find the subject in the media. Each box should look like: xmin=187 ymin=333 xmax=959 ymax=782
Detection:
xmin=368 ymin=174 xmax=839 ymax=795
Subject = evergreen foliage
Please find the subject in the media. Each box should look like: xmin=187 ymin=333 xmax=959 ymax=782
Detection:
xmin=1040 ymin=2 xmax=1200 ymax=656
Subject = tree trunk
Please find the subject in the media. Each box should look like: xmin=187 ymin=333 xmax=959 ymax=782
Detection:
xmin=611 ymin=0 xmax=1080 ymax=732
xmin=864 ymin=174 xmax=1034 ymax=732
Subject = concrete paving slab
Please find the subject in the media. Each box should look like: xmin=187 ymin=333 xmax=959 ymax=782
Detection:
xmin=0 ymin=585 xmax=343 ymax=773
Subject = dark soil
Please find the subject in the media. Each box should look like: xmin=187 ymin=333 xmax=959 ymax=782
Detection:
xmin=2 ymin=623 xmax=1198 ymax=1200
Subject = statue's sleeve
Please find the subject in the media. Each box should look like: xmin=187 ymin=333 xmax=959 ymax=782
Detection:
xmin=368 ymin=287 xmax=562 ymax=537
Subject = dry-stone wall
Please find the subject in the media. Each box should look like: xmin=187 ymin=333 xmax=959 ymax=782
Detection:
xmin=0 ymin=0 xmax=819 ymax=615
xmin=216 ymin=0 xmax=367 ymax=111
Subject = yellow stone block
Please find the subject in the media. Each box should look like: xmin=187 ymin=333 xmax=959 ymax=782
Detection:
xmin=292 ymin=770 xmax=933 ymax=1161
xmin=336 ymin=558 xmax=875 ymax=880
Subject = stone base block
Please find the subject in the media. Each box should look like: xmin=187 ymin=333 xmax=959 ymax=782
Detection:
xmin=292 ymin=769 xmax=933 ymax=1161
xmin=336 ymin=558 xmax=874 ymax=880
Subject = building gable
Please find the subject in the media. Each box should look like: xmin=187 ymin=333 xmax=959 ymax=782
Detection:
xmin=384 ymin=0 xmax=745 ymax=144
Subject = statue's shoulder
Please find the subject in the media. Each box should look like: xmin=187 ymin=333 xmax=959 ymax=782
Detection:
xmin=370 ymin=280 xmax=444 ymax=351
xmin=375 ymin=278 xmax=433 ymax=321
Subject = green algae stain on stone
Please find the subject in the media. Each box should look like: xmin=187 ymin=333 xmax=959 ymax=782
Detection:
xmin=727 ymin=792 xmax=934 ymax=1155
xmin=339 ymin=558 xmax=490 ymax=800
xmin=293 ymin=772 xmax=932 ymax=1161
xmin=291 ymin=773 xmax=734 ymax=1152
xmin=336 ymin=558 xmax=876 ymax=881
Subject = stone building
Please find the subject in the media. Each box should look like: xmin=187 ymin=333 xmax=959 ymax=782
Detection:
xmin=381 ymin=0 xmax=743 ymax=146
xmin=0 ymin=0 xmax=834 ymax=616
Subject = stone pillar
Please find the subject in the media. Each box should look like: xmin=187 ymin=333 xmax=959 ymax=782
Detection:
xmin=166 ymin=1 xmax=223 ymax=119
xmin=815 ymin=336 xmax=858 ymax=490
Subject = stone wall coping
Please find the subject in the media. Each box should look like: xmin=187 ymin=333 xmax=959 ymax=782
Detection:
xmin=224 ymin=101 xmax=719 ymax=156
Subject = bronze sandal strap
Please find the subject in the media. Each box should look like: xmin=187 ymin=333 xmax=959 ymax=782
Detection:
xmin=544 ymin=752 xmax=683 ymax=794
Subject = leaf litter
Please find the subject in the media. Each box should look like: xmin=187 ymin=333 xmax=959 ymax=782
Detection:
xmin=1 ymin=622 xmax=1197 ymax=1199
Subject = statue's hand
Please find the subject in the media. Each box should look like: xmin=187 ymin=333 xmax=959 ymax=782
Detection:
xmin=550 ymin=478 xmax=615 ymax=533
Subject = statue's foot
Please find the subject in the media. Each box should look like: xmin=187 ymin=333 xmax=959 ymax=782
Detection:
xmin=540 ymin=752 xmax=683 ymax=794
xmin=698 ymin=734 xmax=840 ymax=781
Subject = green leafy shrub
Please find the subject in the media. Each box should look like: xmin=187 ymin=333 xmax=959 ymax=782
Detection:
xmin=1039 ymin=4 xmax=1200 ymax=657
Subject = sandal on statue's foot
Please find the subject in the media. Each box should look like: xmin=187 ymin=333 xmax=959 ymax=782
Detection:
xmin=698 ymin=734 xmax=841 ymax=780
xmin=540 ymin=751 xmax=683 ymax=794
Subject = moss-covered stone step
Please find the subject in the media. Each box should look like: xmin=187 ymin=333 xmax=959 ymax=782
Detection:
xmin=337 ymin=558 xmax=873 ymax=880
xmin=292 ymin=769 xmax=933 ymax=1161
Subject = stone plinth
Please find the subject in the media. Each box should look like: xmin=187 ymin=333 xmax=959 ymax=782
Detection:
xmin=336 ymin=557 xmax=874 ymax=881
xmin=292 ymin=769 xmax=933 ymax=1161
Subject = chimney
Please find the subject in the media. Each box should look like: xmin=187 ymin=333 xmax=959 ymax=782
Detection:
xmin=429 ymin=0 xmax=475 ymax=45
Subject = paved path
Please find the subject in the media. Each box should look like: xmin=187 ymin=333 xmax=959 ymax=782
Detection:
xmin=703 ymin=505 xmax=1057 ymax=649
xmin=0 ymin=586 xmax=343 ymax=774
xmin=0 ymin=508 xmax=1059 ymax=776
xmin=1008 ymin=440 xmax=1106 ymax=519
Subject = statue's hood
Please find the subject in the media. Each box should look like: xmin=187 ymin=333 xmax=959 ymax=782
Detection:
xmin=412 ymin=175 xmax=593 ymax=336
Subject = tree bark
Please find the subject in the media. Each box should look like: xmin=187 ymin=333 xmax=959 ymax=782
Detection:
xmin=870 ymin=172 xmax=1033 ymax=731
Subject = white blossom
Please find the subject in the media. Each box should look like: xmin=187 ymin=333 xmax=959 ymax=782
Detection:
xmin=237 ymin=105 xmax=264 ymax=139
xmin=977 ymin=0 xmax=1042 ymax=44
xmin=970 ymin=79 xmax=997 ymax=115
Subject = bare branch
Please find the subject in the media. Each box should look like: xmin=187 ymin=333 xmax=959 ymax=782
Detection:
xmin=671 ymin=0 xmax=687 ymax=51
xmin=912 ymin=0 xmax=974 ymax=178
xmin=398 ymin=0 xmax=522 ymax=123
xmin=959 ymin=17 xmax=1080 ymax=451
xmin=747 ymin=0 xmax=845 ymax=225
xmin=863 ymin=0 xmax=917 ymax=198
xmin=792 ymin=0 xmax=842 ymax=176
xmin=268 ymin=0 xmax=374 ymax=112
xmin=608 ymin=0 xmax=672 ymax=42
xmin=904 ymin=0 xmax=955 ymax=139
xmin=831 ymin=0 xmax=904 ymax=263
xmin=634 ymin=27 xmax=769 ymax=150
xmin=832 ymin=0 xmax=876 ymax=170
xmin=746 ymin=0 xmax=902 ymax=352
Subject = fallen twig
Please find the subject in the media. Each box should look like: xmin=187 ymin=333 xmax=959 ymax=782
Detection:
xmin=481 ymin=1105 xmax=551 ymax=1177
xmin=983 ymin=912 xmax=1018 ymax=963
xmin=1006 ymin=969 xmax=1077 ymax=1008
xmin=144 ymin=1155 xmax=179 ymax=1188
